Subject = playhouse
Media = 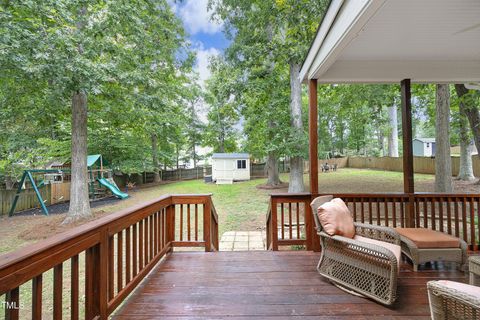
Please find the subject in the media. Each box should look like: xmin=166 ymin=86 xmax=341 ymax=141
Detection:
xmin=211 ymin=153 xmax=250 ymax=184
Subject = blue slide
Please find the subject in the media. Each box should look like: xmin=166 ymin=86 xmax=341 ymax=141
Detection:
xmin=97 ymin=178 xmax=129 ymax=199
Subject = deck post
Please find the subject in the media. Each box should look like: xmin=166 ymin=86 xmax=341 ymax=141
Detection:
xmin=308 ymin=79 xmax=319 ymax=195
xmin=400 ymin=79 xmax=415 ymax=227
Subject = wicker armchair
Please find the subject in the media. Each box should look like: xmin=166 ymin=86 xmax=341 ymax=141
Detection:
xmin=311 ymin=196 xmax=401 ymax=305
xmin=427 ymin=280 xmax=480 ymax=320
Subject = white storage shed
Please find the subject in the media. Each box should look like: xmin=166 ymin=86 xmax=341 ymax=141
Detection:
xmin=413 ymin=138 xmax=436 ymax=157
xmin=211 ymin=153 xmax=250 ymax=184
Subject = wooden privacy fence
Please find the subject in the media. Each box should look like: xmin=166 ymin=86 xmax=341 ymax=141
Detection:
xmin=347 ymin=156 xmax=480 ymax=176
xmin=267 ymin=193 xmax=480 ymax=252
xmin=0 ymin=187 xmax=51 ymax=216
xmin=0 ymin=194 xmax=218 ymax=320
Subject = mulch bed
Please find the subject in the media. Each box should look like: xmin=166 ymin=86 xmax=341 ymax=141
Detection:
xmin=12 ymin=197 xmax=122 ymax=217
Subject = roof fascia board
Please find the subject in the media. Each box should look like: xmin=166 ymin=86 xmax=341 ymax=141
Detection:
xmin=299 ymin=0 xmax=344 ymax=82
xmin=307 ymin=0 xmax=387 ymax=82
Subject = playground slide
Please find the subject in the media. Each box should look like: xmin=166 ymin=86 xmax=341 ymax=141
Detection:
xmin=97 ymin=178 xmax=129 ymax=199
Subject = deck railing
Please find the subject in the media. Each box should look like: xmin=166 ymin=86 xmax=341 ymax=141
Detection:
xmin=266 ymin=192 xmax=480 ymax=252
xmin=0 ymin=194 xmax=218 ymax=320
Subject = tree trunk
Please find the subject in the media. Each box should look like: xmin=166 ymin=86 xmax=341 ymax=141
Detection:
xmin=434 ymin=84 xmax=452 ymax=192
xmin=266 ymin=151 xmax=281 ymax=186
xmin=151 ymin=133 xmax=160 ymax=183
xmin=65 ymin=90 xmax=91 ymax=223
xmin=5 ymin=175 xmax=15 ymax=190
xmin=288 ymin=63 xmax=305 ymax=192
xmin=455 ymin=84 xmax=480 ymax=182
xmin=388 ymin=104 xmax=399 ymax=157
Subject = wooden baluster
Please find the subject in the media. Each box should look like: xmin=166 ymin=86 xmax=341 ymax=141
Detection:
xmin=117 ymin=231 xmax=123 ymax=293
xmin=431 ymin=197 xmax=436 ymax=230
xmin=204 ymin=202 xmax=212 ymax=252
xmin=132 ymin=223 xmax=138 ymax=277
xmin=415 ymin=198 xmax=420 ymax=228
xmin=271 ymin=199 xmax=278 ymax=251
xmin=288 ymin=203 xmax=293 ymax=239
xmin=160 ymin=208 xmax=167 ymax=250
xmin=187 ymin=205 xmax=191 ymax=241
xmin=144 ymin=217 xmax=149 ymax=263
xmin=385 ymin=198 xmax=389 ymax=227
xmin=85 ymin=245 xmax=101 ymax=319
xmin=360 ymin=198 xmax=365 ymax=223
xmin=32 ymin=274 xmax=43 ymax=320
xmin=376 ymin=198 xmax=381 ymax=226
xmin=446 ymin=197 xmax=452 ymax=235
xmin=296 ymin=202 xmax=300 ymax=240
xmin=180 ymin=204 xmax=183 ymax=241
xmin=423 ymin=198 xmax=428 ymax=228
xmin=167 ymin=205 xmax=175 ymax=250
xmin=53 ymin=263 xmax=63 ymax=320
xmin=149 ymin=215 xmax=153 ymax=260
xmin=157 ymin=211 xmax=161 ymax=253
xmin=368 ymin=199 xmax=373 ymax=225
xmin=400 ymin=198 xmax=405 ymax=227
xmin=462 ymin=197 xmax=468 ymax=243
xmin=280 ymin=203 xmax=285 ymax=240
xmin=125 ymin=226 xmax=131 ymax=284
xmin=70 ymin=256 xmax=78 ymax=320
xmin=5 ymin=287 xmax=19 ymax=320
xmin=470 ymin=198 xmax=476 ymax=250
xmin=195 ymin=204 xmax=198 ymax=241
xmin=152 ymin=213 xmax=157 ymax=256
xmin=108 ymin=236 xmax=115 ymax=300
xmin=138 ymin=220 xmax=144 ymax=270
xmin=352 ymin=198 xmax=357 ymax=222
xmin=454 ymin=199 xmax=460 ymax=238
xmin=392 ymin=197 xmax=397 ymax=228
xmin=438 ymin=198 xmax=444 ymax=232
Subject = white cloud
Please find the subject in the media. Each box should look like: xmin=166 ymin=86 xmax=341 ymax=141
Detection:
xmin=178 ymin=0 xmax=223 ymax=35
xmin=195 ymin=46 xmax=220 ymax=85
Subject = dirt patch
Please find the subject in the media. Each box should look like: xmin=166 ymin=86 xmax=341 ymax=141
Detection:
xmin=18 ymin=208 xmax=111 ymax=241
xmin=256 ymin=182 xmax=289 ymax=190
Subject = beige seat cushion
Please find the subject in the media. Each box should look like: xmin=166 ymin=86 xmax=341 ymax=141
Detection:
xmin=395 ymin=228 xmax=460 ymax=249
xmin=434 ymin=280 xmax=480 ymax=298
xmin=317 ymin=198 xmax=355 ymax=238
xmin=355 ymin=235 xmax=401 ymax=271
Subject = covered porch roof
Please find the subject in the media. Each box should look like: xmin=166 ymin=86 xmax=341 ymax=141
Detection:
xmin=300 ymin=0 xmax=480 ymax=84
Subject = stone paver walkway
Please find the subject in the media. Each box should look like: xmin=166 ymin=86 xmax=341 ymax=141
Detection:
xmin=219 ymin=231 xmax=266 ymax=251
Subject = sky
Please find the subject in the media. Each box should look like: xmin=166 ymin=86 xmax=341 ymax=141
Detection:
xmin=168 ymin=0 xmax=230 ymax=84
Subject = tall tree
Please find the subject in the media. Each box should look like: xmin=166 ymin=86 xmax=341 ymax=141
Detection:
xmin=455 ymin=84 xmax=480 ymax=182
xmin=388 ymin=103 xmax=399 ymax=157
xmin=435 ymin=84 xmax=452 ymax=192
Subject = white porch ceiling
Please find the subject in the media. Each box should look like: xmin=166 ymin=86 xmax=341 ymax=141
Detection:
xmin=300 ymin=0 xmax=480 ymax=83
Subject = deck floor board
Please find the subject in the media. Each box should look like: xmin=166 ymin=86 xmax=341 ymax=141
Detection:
xmin=112 ymin=251 xmax=467 ymax=319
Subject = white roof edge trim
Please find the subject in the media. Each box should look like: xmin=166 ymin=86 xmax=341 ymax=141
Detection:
xmin=307 ymin=0 xmax=387 ymax=82
xmin=299 ymin=0 xmax=344 ymax=82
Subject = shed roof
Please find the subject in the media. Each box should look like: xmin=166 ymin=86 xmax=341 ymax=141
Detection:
xmin=212 ymin=153 xmax=250 ymax=159
xmin=300 ymin=0 xmax=480 ymax=83
xmin=413 ymin=138 xmax=435 ymax=143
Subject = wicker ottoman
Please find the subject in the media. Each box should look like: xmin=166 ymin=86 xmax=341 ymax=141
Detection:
xmin=395 ymin=228 xmax=467 ymax=272
xmin=470 ymin=255 xmax=480 ymax=286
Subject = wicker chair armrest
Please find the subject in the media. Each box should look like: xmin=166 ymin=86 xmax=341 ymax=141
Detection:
xmin=427 ymin=280 xmax=480 ymax=310
xmin=354 ymin=222 xmax=400 ymax=245
xmin=318 ymin=231 xmax=399 ymax=270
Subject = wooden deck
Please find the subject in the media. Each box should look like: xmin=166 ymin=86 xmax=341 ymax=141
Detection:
xmin=112 ymin=251 xmax=468 ymax=319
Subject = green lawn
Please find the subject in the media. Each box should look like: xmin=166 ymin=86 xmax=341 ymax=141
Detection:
xmin=110 ymin=168 xmax=436 ymax=236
